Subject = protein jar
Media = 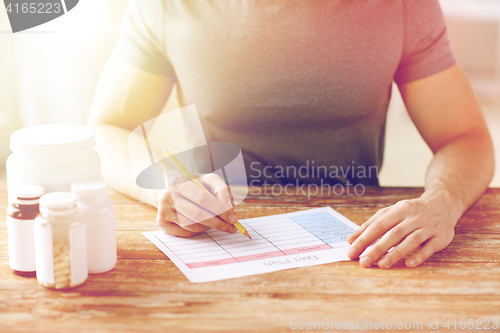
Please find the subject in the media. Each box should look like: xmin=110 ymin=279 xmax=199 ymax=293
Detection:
xmin=6 ymin=124 xmax=101 ymax=204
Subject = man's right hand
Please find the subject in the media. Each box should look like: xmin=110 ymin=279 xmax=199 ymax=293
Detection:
xmin=156 ymin=173 xmax=240 ymax=237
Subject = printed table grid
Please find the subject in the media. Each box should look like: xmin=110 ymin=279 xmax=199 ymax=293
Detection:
xmin=155 ymin=211 xmax=355 ymax=268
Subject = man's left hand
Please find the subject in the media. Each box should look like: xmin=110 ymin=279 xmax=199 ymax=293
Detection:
xmin=346 ymin=194 xmax=459 ymax=268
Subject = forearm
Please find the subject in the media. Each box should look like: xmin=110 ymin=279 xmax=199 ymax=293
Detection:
xmin=348 ymin=66 xmax=495 ymax=268
xmin=91 ymin=122 xmax=162 ymax=208
xmin=422 ymin=132 xmax=495 ymax=221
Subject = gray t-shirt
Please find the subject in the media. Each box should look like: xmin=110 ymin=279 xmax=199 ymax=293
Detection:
xmin=115 ymin=0 xmax=455 ymax=186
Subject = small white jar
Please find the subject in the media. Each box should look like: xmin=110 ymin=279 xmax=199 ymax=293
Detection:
xmin=71 ymin=181 xmax=117 ymax=274
xmin=34 ymin=192 xmax=88 ymax=290
xmin=6 ymin=124 xmax=101 ymax=205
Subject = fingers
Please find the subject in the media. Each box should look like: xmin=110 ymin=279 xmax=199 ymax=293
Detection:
xmin=347 ymin=197 xmax=456 ymax=269
xmin=158 ymin=174 xmax=239 ymax=236
xmin=358 ymin=222 xmax=423 ymax=268
xmin=157 ymin=192 xmax=179 ymax=223
xmin=405 ymin=237 xmax=445 ymax=268
xmin=347 ymin=204 xmax=406 ymax=260
xmin=159 ymin=200 xmax=237 ymax=234
xmin=173 ymin=180 xmax=225 ymax=219
xmin=175 ymin=198 xmax=238 ymax=233
xmin=375 ymin=229 xmax=431 ymax=268
xmin=198 ymin=174 xmax=240 ymax=224
xmin=198 ymin=174 xmax=233 ymax=207
xmin=347 ymin=206 xmax=390 ymax=244
xmin=157 ymin=198 xmax=214 ymax=235
xmin=157 ymin=220 xmax=201 ymax=238
xmin=176 ymin=212 xmax=215 ymax=233
xmin=173 ymin=177 xmax=237 ymax=226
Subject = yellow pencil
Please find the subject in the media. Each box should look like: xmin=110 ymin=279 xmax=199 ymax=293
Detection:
xmin=164 ymin=150 xmax=251 ymax=239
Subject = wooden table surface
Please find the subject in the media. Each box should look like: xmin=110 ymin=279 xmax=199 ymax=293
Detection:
xmin=0 ymin=180 xmax=499 ymax=332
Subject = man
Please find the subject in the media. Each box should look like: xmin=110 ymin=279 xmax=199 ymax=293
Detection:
xmin=88 ymin=0 xmax=494 ymax=269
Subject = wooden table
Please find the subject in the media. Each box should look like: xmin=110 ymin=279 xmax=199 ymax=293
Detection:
xmin=1 ymin=180 xmax=499 ymax=332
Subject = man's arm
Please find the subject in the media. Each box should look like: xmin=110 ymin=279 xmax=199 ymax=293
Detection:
xmin=88 ymin=54 xmax=239 ymax=237
xmin=346 ymin=64 xmax=495 ymax=268
xmin=87 ymin=53 xmax=174 ymax=207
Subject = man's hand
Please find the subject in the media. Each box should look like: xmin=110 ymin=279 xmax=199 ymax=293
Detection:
xmin=346 ymin=64 xmax=494 ymax=269
xmin=156 ymin=173 xmax=240 ymax=237
xmin=346 ymin=190 xmax=459 ymax=268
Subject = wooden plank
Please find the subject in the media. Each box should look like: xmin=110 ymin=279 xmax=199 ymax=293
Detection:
xmin=1 ymin=259 xmax=500 ymax=296
xmin=0 ymin=295 xmax=498 ymax=332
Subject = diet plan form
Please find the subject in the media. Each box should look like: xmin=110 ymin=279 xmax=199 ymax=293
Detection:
xmin=143 ymin=206 xmax=359 ymax=283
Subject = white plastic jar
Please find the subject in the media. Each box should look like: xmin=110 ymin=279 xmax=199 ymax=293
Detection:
xmin=71 ymin=181 xmax=117 ymax=274
xmin=34 ymin=192 xmax=88 ymax=289
xmin=6 ymin=124 xmax=101 ymax=205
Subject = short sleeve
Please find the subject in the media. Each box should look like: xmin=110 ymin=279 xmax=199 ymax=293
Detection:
xmin=394 ymin=0 xmax=456 ymax=84
xmin=114 ymin=0 xmax=175 ymax=77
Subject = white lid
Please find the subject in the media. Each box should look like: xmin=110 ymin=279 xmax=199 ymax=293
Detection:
xmin=16 ymin=185 xmax=45 ymax=199
xmin=71 ymin=181 xmax=108 ymax=198
xmin=40 ymin=192 xmax=77 ymax=210
xmin=10 ymin=124 xmax=95 ymax=155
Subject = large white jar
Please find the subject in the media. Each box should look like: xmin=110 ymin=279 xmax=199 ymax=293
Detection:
xmin=6 ymin=124 xmax=101 ymax=205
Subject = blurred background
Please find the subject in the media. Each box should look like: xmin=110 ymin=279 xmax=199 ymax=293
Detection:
xmin=0 ymin=0 xmax=499 ymax=187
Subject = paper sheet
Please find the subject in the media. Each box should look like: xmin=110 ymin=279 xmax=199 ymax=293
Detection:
xmin=143 ymin=206 xmax=359 ymax=283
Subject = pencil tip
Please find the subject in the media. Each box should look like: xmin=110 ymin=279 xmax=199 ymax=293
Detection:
xmin=243 ymin=231 xmax=252 ymax=239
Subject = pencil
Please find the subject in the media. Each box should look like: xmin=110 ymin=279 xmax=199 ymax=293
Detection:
xmin=164 ymin=150 xmax=251 ymax=239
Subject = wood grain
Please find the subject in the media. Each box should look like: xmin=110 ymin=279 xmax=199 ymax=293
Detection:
xmin=0 ymin=181 xmax=499 ymax=332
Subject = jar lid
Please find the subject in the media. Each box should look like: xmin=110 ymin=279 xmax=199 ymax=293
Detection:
xmin=40 ymin=192 xmax=77 ymax=210
xmin=10 ymin=124 xmax=95 ymax=155
xmin=71 ymin=181 xmax=108 ymax=198
xmin=16 ymin=185 xmax=45 ymax=199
